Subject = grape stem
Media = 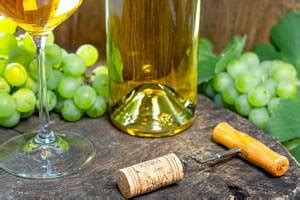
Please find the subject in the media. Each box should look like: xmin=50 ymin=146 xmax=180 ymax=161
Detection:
xmin=33 ymin=35 xmax=55 ymax=144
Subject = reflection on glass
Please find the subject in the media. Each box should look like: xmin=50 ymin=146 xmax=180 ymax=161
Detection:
xmin=0 ymin=0 xmax=95 ymax=179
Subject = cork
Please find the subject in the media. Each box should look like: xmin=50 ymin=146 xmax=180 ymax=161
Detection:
xmin=117 ymin=153 xmax=184 ymax=198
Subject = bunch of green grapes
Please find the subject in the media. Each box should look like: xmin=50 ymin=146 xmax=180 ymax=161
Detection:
xmin=202 ymin=52 xmax=298 ymax=129
xmin=0 ymin=17 xmax=108 ymax=127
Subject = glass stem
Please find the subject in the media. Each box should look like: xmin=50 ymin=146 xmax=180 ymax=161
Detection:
xmin=33 ymin=35 xmax=55 ymax=144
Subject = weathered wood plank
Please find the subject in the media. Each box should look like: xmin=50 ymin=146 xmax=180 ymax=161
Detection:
xmin=0 ymin=95 xmax=299 ymax=199
xmin=54 ymin=0 xmax=300 ymax=52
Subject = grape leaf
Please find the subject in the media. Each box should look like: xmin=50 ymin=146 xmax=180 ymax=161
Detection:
xmin=197 ymin=38 xmax=219 ymax=84
xmin=198 ymin=38 xmax=214 ymax=57
xmin=290 ymin=146 xmax=300 ymax=164
xmin=271 ymin=11 xmax=300 ymax=76
xmin=198 ymin=56 xmax=219 ymax=84
xmin=283 ymin=138 xmax=300 ymax=165
xmin=283 ymin=138 xmax=300 ymax=163
xmin=253 ymin=43 xmax=280 ymax=61
xmin=197 ymin=37 xmax=246 ymax=84
xmin=267 ymin=97 xmax=300 ymax=142
xmin=215 ymin=36 xmax=246 ymax=73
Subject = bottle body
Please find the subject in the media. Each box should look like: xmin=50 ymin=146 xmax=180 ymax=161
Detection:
xmin=106 ymin=0 xmax=200 ymax=137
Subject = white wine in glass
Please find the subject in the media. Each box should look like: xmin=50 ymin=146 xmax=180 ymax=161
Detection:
xmin=0 ymin=0 xmax=95 ymax=179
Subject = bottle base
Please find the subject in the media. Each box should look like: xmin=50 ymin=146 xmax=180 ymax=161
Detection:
xmin=110 ymin=84 xmax=196 ymax=137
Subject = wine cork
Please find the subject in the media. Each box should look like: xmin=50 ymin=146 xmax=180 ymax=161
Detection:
xmin=117 ymin=153 xmax=184 ymax=198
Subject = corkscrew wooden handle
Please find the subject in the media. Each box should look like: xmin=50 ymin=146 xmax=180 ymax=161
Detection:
xmin=212 ymin=122 xmax=289 ymax=177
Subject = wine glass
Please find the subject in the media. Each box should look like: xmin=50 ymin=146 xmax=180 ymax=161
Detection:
xmin=0 ymin=0 xmax=95 ymax=179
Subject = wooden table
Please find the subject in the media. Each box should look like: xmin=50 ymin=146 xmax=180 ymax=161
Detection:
xmin=0 ymin=95 xmax=299 ymax=199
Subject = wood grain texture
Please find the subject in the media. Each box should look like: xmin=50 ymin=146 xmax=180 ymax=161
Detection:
xmin=201 ymin=0 xmax=300 ymax=52
xmin=0 ymin=95 xmax=299 ymax=199
xmin=54 ymin=0 xmax=106 ymax=54
xmin=54 ymin=0 xmax=300 ymax=52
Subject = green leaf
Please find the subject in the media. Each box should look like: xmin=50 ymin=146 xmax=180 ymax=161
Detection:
xmin=253 ymin=43 xmax=280 ymax=61
xmin=267 ymin=97 xmax=300 ymax=142
xmin=283 ymin=137 xmax=300 ymax=151
xmin=290 ymin=145 xmax=300 ymax=164
xmin=197 ymin=38 xmax=219 ymax=84
xmin=198 ymin=56 xmax=219 ymax=84
xmin=198 ymin=38 xmax=214 ymax=59
xmin=215 ymin=36 xmax=246 ymax=73
xmin=271 ymin=11 xmax=300 ymax=76
xmin=284 ymin=138 xmax=300 ymax=163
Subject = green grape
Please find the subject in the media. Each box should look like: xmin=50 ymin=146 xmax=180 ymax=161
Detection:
xmin=4 ymin=63 xmax=28 ymax=87
xmin=276 ymin=80 xmax=297 ymax=99
xmin=61 ymin=49 xmax=68 ymax=58
xmin=234 ymin=95 xmax=252 ymax=116
xmin=249 ymin=108 xmax=270 ymax=129
xmin=271 ymin=63 xmax=297 ymax=81
xmin=46 ymin=44 xmax=62 ymax=69
xmin=0 ymin=93 xmax=15 ymax=118
xmin=248 ymin=86 xmax=271 ymax=107
xmin=86 ymin=96 xmax=107 ymax=118
xmin=91 ymin=65 xmax=108 ymax=81
xmin=61 ymin=99 xmax=83 ymax=122
xmin=269 ymin=60 xmax=285 ymax=76
xmin=252 ymin=66 xmax=267 ymax=83
xmin=17 ymin=33 xmax=35 ymax=53
xmin=213 ymin=72 xmax=233 ymax=92
xmin=57 ymin=76 xmax=82 ymax=99
xmin=23 ymin=76 xmax=38 ymax=94
xmin=0 ymin=32 xmax=17 ymax=57
xmin=76 ymin=44 xmax=99 ymax=66
xmin=0 ymin=77 xmax=10 ymax=93
xmin=46 ymin=32 xmax=55 ymax=44
xmin=74 ymin=85 xmax=97 ymax=110
xmin=203 ymin=81 xmax=216 ymax=98
xmin=234 ymin=72 xmax=258 ymax=94
xmin=37 ymin=90 xmax=57 ymax=112
xmin=0 ymin=111 xmax=20 ymax=128
xmin=20 ymin=109 xmax=35 ymax=119
xmin=268 ymin=98 xmax=280 ymax=115
xmin=226 ymin=59 xmax=247 ymax=79
xmin=0 ymin=58 xmax=6 ymax=76
xmin=213 ymin=94 xmax=226 ymax=108
xmin=259 ymin=61 xmax=272 ymax=77
xmin=0 ymin=16 xmax=17 ymax=34
xmin=47 ymin=69 xmax=63 ymax=90
xmin=222 ymin=86 xmax=239 ymax=105
xmin=12 ymin=88 xmax=36 ymax=113
xmin=261 ymin=79 xmax=277 ymax=97
xmin=62 ymin=54 xmax=86 ymax=77
xmin=54 ymin=93 xmax=65 ymax=113
xmin=92 ymin=65 xmax=108 ymax=75
xmin=28 ymin=59 xmax=53 ymax=81
xmin=92 ymin=74 xmax=109 ymax=97
xmin=240 ymin=52 xmax=260 ymax=67
xmin=8 ymin=47 xmax=35 ymax=67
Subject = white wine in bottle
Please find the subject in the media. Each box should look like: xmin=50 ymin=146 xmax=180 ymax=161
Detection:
xmin=107 ymin=0 xmax=201 ymax=137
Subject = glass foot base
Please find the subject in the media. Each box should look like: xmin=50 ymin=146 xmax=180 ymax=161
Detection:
xmin=110 ymin=84 xmax=196 ymax=137
xmin=0 ymin=132 xmax=95 ymax=179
